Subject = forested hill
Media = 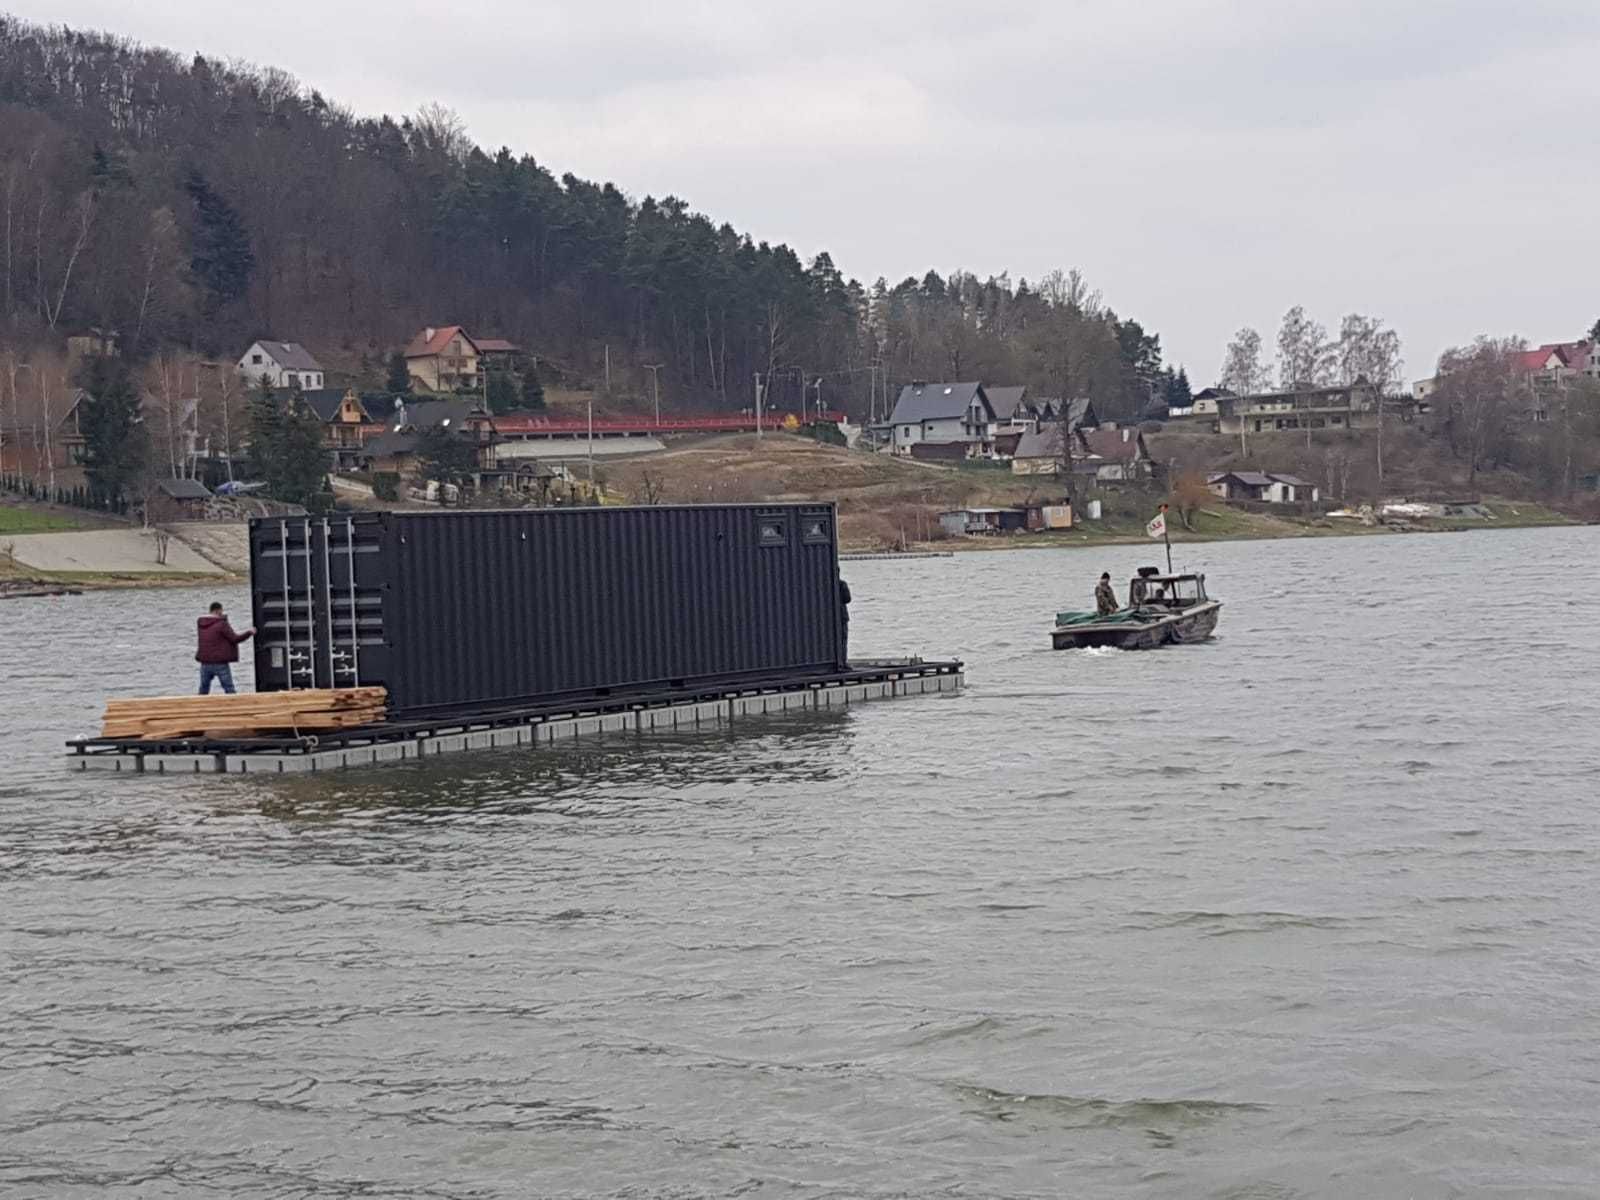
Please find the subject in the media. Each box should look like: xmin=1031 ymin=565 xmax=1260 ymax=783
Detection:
xmin=0 ymin=16 xmax=1184 ymax=416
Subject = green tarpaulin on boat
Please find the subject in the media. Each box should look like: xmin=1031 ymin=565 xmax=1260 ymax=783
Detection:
xmin=1055 ymin=609 xmax=1153 ymax=627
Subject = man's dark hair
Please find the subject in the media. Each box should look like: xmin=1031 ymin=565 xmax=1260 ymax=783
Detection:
xmin=209 ymin=602 xmax=224 ymax=613
xmin=1099 ymin=572 xmax=1110 ymax=580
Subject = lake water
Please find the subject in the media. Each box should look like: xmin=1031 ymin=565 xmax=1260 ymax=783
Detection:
xmin=3 ymin=526 xmax=1599 ymax=1198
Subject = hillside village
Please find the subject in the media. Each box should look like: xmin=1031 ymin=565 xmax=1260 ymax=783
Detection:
xmin=0 ymin=16 xmax=1596 ymax=579
xmin=2 ymin=313 xmax=1594 ymax=584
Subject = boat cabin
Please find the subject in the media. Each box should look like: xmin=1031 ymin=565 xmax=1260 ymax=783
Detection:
xmin=1129 ymin=568 xmax=1209 ymax=609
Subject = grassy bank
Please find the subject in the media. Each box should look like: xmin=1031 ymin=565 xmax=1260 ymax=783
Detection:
xmin=604 ymin=434 xmax=1586 ymax=552
xmin=0 ymin=505 xmax=235 ymax=592
xmin=0 ymin=559 xmax=227 ymax=591
xmin=0 ymin=506 xmax=91 ymax=535
xmin=918 ymin=496 xmax=1579 ymax=554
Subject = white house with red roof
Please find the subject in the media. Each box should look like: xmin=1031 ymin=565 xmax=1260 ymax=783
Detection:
xmin=1516 ymin=340 xmax=1596 ymax=384
xmin=1513 ymin=340 xmax=1596 ymax=420
xmin=403 ymin=327 xmax=527 ymax=392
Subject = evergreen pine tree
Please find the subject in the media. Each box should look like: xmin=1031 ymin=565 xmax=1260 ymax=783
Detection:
xmin=386 ymin=350 xmax=411 ymax=394
xmin=486 ymin=369 xmax=518 ymax=414
xmin=520 ymin=369 xmax=546 ymax=410
xmin=77 ymin=357 xmax=149 ymax=500
xmin=416 ymin=424 xmax=478 ymax=487
xmin=185 ymin=169 xmax=255 ymax=314
xmin=248 ymin=382 xmax=284 ymax=486
xmin=1167 ymin=366 xmax=1192 ymax=407
xmin=275 ymin=388 xmax=331 ymax=504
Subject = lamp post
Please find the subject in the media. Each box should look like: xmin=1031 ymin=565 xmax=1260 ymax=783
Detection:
xmin=644 ymin=363 xmax=664 ymax=425
xmin=197 ymin=360 xmax=237 ymax=482
xmin=13 ymin=362 xmax=53 ymax=498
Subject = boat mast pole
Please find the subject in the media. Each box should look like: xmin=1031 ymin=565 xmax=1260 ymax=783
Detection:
xmin=1160 ymin=503 xmax=1172 ymax=574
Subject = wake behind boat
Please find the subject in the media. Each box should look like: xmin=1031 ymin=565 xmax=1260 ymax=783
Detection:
xmin=1052 ymin=568 xmax=1222 ymax=650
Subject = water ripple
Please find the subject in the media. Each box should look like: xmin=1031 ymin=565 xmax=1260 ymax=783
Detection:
xmin=4 ymin=528 xmax=1600 ymax=1197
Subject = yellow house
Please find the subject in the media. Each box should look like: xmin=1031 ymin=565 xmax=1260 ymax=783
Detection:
xmin=404 ymin=326 xmax=480 ymax=392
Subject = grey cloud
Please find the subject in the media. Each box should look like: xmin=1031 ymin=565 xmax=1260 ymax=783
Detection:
xmin=23 ymin=0 xmax=1600 ymax=374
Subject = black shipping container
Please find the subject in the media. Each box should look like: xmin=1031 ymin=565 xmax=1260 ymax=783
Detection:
xmin=248 ymin=504 xmax=846 ymax=716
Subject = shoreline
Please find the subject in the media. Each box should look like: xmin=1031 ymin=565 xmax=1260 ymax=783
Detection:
xmin=2 ymin=505 xmax=1586 ymax=593
xmin=841 ymin=508 xmax=1586 ymax=556
xmin=0 ymin=570 xmax=242 ymax=597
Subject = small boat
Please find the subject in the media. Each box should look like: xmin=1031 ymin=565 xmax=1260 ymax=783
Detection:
xmin=1052 ymin=568 xmax=1222 ymax=650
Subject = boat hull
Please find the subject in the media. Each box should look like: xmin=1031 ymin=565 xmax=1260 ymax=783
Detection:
xmin=1051 ymin=602 xmax=1222 ymax=651
xmin=1165 ymin=603 xmax=1220 ymax=644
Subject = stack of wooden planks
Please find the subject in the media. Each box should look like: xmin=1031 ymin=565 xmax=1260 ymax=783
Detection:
xmin=100 ymin=687 xmax=388 ymax=741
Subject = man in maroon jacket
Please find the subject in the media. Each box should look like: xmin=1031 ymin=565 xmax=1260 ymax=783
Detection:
xmin=196 ymin=602 xmax=255 ymax=695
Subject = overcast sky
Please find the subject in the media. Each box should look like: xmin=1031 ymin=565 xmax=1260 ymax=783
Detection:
xmin=25 ymin=0 xmax=1600 ymax=381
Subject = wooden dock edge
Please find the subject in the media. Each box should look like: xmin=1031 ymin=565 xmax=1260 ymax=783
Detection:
xmin=68 ymin=666 xmax=964 ymax=776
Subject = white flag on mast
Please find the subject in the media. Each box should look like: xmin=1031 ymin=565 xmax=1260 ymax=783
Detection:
xmin=1146 ymin=511 xmax=1167 ymax=539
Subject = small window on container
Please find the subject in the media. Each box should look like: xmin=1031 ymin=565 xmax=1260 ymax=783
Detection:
xmin=801 ymin=515 xmax=831 ymax=544
xmin=756 ymin=513 xmax=788 ymax=546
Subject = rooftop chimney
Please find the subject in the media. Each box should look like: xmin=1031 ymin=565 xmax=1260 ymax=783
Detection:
xmin=423 ymin=327 xmax=435 ymax=341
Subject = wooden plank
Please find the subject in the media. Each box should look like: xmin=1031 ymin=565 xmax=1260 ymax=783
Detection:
xmin=100 ymin=687 xmax=389 ymax=741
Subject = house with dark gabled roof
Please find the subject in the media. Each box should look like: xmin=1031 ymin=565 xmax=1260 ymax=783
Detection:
xmin=886 ymin=381 xmax=995 ymax=456
xmin=1031 ymin=396 xmax=1099 ymax=430
xmin=1207 ymin=470 xmax=1318 ymax=503
xmin=474 ymin=337 xmax=523 ymax=364
xmin=236 ymin=340 xmax=325 ymax=391
xmin=359 ymin=396 xmax=493 ymax=477
xmin=1011 ymin=424 xmax=1066 ymax=475
xmin=297 ymin=388 xmax=383 ymax=468
xmin=1173 ymin=387 xmax=1232 ymax=420
xmin=1 ymin=388 xmax=92 ymax=484
xmin=1074 ymin=427 xmax=1156 ymax=483
xmin=1011 ymin=424 xmax=1156 ymax=482
xmin=984 ymin=385 xmax=1033 ymax=429
xmin=1206 ymin=470 xmax=1274 ymax=500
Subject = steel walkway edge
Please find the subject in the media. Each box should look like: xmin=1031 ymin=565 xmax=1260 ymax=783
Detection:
xmin=67 ymin=660 xmax=964 ymax=775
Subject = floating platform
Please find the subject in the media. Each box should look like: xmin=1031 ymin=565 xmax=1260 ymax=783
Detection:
xmin=838 ymin=551 xmax=954 ymax=561
xmin=66 ymin=659 xmax=963 ymax=775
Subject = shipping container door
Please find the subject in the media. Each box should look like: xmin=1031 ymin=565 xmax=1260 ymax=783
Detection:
xmin=250 ymin=516 xmax=389 ymax=693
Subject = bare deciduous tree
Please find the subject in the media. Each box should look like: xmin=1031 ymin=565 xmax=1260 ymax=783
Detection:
xmin=38 ymin=358 xmax=57 ymax=496
xmin=211 ymin=363 xmax=238 ymax=481
xmin=1337 ymin=314 xmax=1404 ymax=483
xmin=1276 ymin=305 xmax=1334 ymax=391
xmin=1170 ymin=471 xmax=1212 ymax=531
xmin=134 ymin=207 xmax=182 ymax=347
xmin=1039 ymin=268 xmax=1103 ymax=316
xmin=1219 ymin=326 xmax=1268 ymax=394
xmin=412 ymin=102 xmax=470 ymax=163
xmin=1434 ymin=336 xmax=1526 ymax=485
xmin=38 ymin=189 xmax=96 ymax=331
xmin=1219 ymin=326 xmax=1269 ymax=453
xmin=3 ymin=146 xmax=38 ymax=323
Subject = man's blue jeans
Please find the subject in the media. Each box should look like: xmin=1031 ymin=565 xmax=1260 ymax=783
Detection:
xmin=199 ymin=664 xmax=236 ymax=695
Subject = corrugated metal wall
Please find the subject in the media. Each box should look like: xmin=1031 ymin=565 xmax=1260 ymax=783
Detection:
xmin=251 ymin=504 xmax=844 ymax=715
